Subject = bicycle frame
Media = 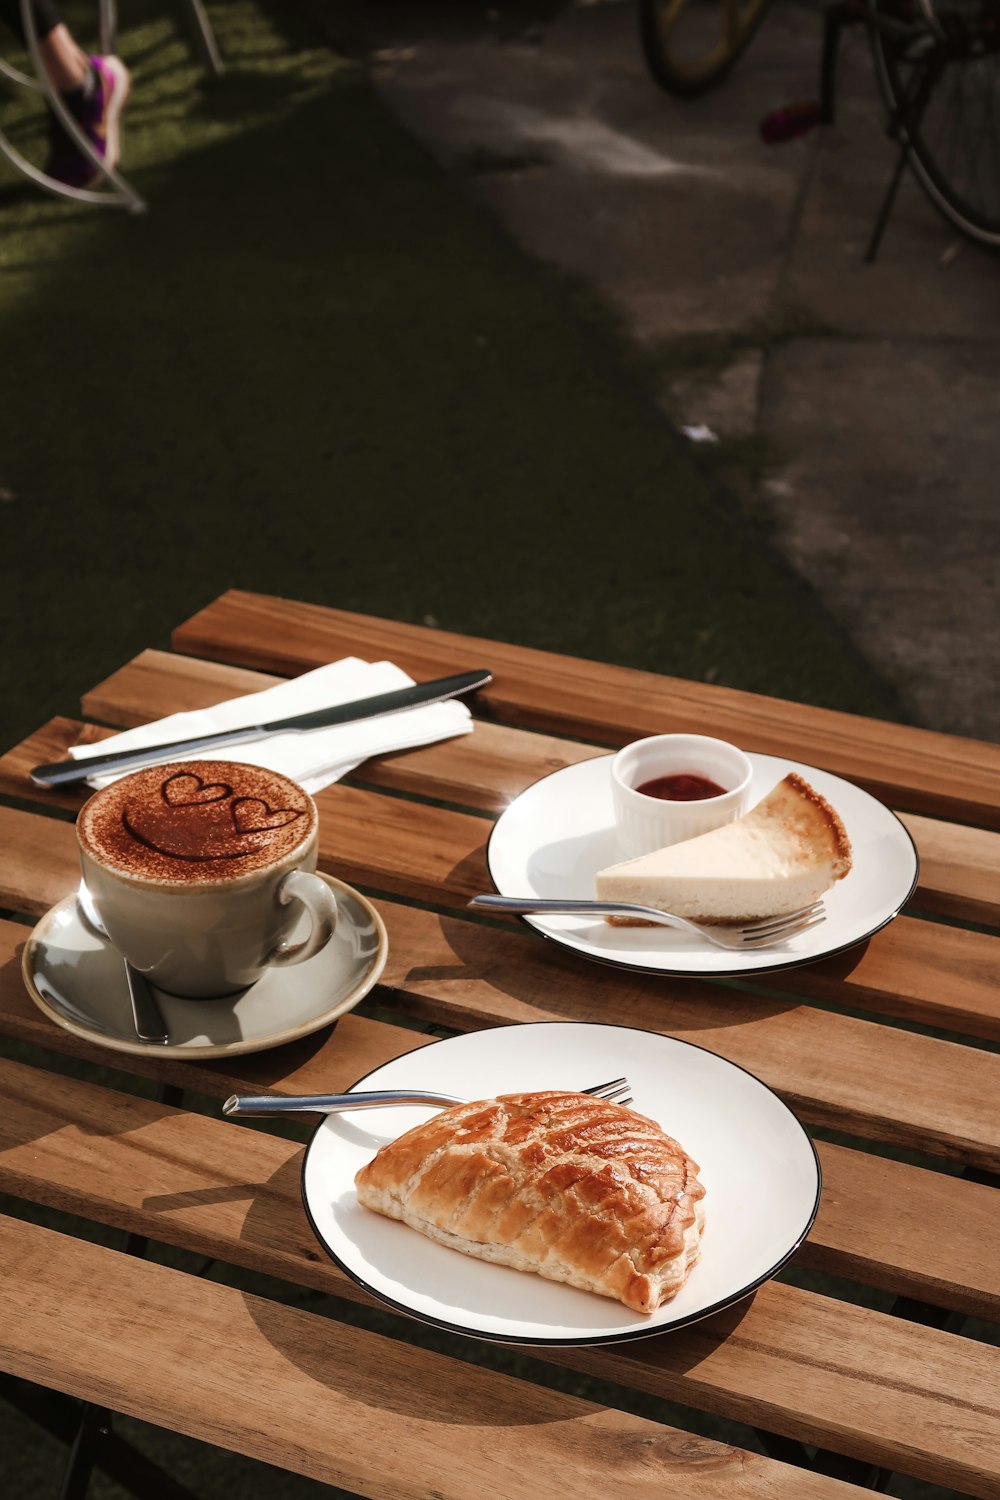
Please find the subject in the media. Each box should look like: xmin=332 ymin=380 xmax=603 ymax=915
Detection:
xmin=812 ymin=0 xmax=998 ymax=255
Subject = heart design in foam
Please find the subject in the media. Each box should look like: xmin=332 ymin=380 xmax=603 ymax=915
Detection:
xmin=162 ymin=772 xmax=233 ymax=808
xmin=117 ymin=765 xmax=309 ymax=868
xmin=231 ymin=797 xmax=303 ymax=835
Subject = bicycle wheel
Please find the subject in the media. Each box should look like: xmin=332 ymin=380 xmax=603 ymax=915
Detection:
xmin=639 ymin=0 xmax=774 ymax=97
xmin=870 ymin=0 xmax=1000 ymax=246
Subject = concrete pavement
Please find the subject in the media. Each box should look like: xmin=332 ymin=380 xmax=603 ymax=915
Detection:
xmin=339 ymin=0 xmax=999 ymax=739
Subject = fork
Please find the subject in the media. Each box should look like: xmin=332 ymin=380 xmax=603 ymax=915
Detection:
xmin=467 ymin=894 xmax=826 ymax=950
xmin=222 ymin=1076 xmax=633 ymax=1119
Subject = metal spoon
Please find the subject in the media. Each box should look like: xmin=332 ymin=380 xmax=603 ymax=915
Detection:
xmin=124 ymin=961 xmax=170 ymax=1045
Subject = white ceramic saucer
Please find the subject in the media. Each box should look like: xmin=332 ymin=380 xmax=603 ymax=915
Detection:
xmin=486 ymin=752 xmax=919 ymax=977
xmin=21 ymin=873 xmax=388 ymax=1059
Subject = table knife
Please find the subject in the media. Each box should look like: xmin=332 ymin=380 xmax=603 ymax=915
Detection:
xmin=30 ymin=669 xmax=493 ymax=788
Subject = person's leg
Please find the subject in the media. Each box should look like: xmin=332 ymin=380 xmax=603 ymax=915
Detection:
xmin=7 ymin=3 xmax=93 ymax=95
xmin=2 ymin=1 xmax=94 ymax=98
xmin=0 ymin=1 xmax=65 ymax=56
xmin=0 ymin=0 xmax=130 ymax=189
xmin=37 ymin=5 xmax=132 ymax=190
xmin=44 ymin=52 xmax=131 ymax=188
xmin=38 ymin=20 xmax=92 ymax=94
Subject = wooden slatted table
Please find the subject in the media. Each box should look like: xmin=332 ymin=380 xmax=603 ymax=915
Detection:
xmin=2 ymin=587 xmax=998 ymax=1500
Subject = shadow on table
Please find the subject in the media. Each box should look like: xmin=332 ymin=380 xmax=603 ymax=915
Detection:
xmin=220 ymin=1022 xmax=348 ymax=1089
xmin=397 ymin=900 xmax=822 ymax=1036
xmin=238 ymin=1150 xmax=761 ymax=1427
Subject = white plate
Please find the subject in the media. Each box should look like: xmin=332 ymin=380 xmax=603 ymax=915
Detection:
xmin=301 ymin=1021 xmax=821 ymax=1345
xmin=485 ymin=753 xmax=919 ymax=977
xmin=22 ymin=873 xmax=387 ymax=1059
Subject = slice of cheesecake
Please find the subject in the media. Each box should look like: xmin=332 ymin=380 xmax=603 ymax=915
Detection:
xmin=595 ymin=772 xmax=852 ymax=925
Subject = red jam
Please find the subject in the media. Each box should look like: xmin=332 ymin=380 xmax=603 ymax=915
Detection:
xmin=634 ymin=772 xmax=727 ymax=802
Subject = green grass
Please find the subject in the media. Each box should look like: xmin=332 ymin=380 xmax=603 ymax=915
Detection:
xmin=0 ymin=0 xmax=900 ymax=763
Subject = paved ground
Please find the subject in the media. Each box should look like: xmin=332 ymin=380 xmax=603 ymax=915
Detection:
xmin=334 ymin=0 xmax=999 ymax=741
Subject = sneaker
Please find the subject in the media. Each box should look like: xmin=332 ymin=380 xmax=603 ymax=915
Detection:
xmin=44 ymin=54 xmax=131 ymax=190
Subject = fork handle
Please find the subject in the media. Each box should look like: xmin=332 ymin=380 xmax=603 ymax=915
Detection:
xmin=467 ymin=895 xmax=685 ymax=929
xmin=222 ymin=1089 xmax=463 ymax=1118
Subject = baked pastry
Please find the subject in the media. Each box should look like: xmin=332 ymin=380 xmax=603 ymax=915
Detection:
xmin=354 ymin=1090 xmax=705 ymax=1314
xmin=595 ymin=771 xmax=852 ymax=925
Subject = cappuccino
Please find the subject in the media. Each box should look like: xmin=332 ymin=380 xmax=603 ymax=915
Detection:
xmin=78 ymin=761 xmax=336 ymax=998
xmin=78 ymin=761 xmax=316 ymax=886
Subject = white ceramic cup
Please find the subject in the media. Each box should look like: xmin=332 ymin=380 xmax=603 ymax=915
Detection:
xmin=610 ymin=734 xmax=753 ymax=858
xmin=78 ymin=763 xmax=338 ymax=999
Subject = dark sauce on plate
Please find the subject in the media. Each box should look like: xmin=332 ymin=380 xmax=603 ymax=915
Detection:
xmin=634 ymin=772 xmax=727 ymax=802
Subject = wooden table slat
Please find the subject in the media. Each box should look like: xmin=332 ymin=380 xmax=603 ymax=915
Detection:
xmin=4 ymin=1215 xmax=844 ymax=1500
xmin=1 ymin=806 xmax=999 ymax=1169
xmin=5 ymin=591 xmax=999 ymax=1500
xmin=21 ymin=641 xmax=1000 ymax=928
xmin=584 ymin=1281 xmax=1000 ymax=1497
xmin=5 ymin=932 xmax=1000 ymax=1263
xmin=1 ymin=1065 xmax=998 ymax=1497
xmin=376 ymin=906 xmax=1000 ymax=1171
xmin=170 ymin=590 xmax=1000 ymax=828
xmin=13 ymin=709 xmax=1000 ymax=934
xmin=804 ymin=1139 xmax=999 ymax=1319
xmin=7 ymin=768 xmax=1000 ymax=1050
xmin=0 ymin=1052 xmax=995 ymax=1329
xmin=81 ymin=649 xmax=277 ymax=722
xmin=897 ymin=810 xmax=1000 ymax=927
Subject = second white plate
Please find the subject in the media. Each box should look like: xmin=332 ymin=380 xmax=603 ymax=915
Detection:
xmin=485 ymin=753 xmax=918 ymax=976
xmin=301 ymin=1021 xmax=821 ymax=1345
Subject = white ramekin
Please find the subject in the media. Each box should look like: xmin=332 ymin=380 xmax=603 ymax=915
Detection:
xmin=610 ymin=734 xmax=753 ymax=858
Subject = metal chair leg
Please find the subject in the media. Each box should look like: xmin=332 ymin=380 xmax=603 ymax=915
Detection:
xmin=176 ymin=0 xmax=224 ymax=77
xmin=865 ymin=140 xmax=908 ymax=262
xmin=865 ymin=49 xmax=943 ymax=263
xmin=57 ymin=1404 xmax=103 ymax=1500
xmin=98 ymin=0 xmax=117 ymax=57
xmin=0 ymin=49 xmax=41 ymax=89
xmin=2 ymin=1374 xmax=204 ymax=1500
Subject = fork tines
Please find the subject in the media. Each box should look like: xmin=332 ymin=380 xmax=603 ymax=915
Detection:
xmin=583 ymin=1077 xmax=633 ymax=1107
xmin=737 ymin=900 xmax=826 ymax=945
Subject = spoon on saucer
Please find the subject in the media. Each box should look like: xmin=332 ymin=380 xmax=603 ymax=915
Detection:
xmin=78 ymin=883 xmax=170 ymax=1044
xmin=123 ymin=961 xmax=170 ymax=1045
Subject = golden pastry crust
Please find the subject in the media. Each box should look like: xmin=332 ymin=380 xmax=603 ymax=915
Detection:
xmin=354 ymin=1091 xmax=705 ymax=1314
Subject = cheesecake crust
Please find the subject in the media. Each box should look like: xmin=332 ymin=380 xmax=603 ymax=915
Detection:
xmin=781 ymin=771 xmax=852 ymax=875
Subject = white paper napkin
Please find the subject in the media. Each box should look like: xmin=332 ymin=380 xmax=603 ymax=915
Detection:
xmin=68 ymin=658 xmax=473 ymax=793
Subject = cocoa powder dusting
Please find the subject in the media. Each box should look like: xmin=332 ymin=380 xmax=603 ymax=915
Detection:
xmin=78 ymin=761 xmax=315 ymax=884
